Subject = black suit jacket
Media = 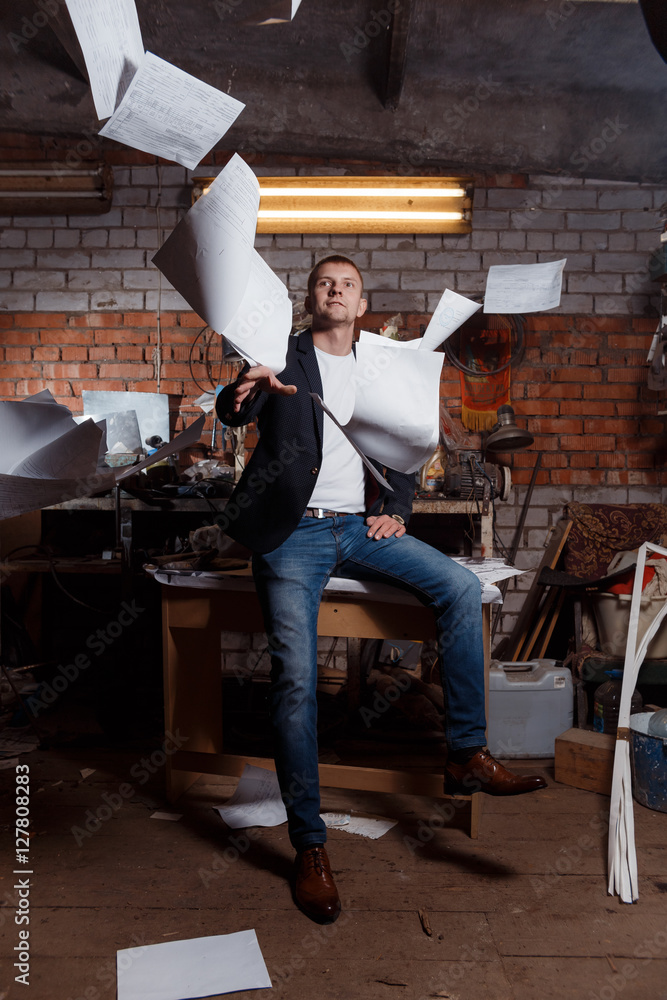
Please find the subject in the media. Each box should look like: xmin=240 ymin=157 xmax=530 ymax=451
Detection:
xmin=215 ymin=330 xmax=415 ymax=553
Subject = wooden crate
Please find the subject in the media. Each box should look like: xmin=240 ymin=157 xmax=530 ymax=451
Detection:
xmin=554 ymin=727 xmax=615 ymax=796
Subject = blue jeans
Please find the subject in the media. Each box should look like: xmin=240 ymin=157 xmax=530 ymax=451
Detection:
xmin=251 ymin=514 xmax=486 ymax=851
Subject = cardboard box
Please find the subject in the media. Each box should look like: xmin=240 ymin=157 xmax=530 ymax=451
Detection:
xmin=554 ymin=727 xmax=615 ymax=796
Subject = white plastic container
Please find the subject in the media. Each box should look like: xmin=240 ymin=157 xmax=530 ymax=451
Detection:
xmin=487 ymin=659 xmax=573 ymax=758
xmin=590 ymin=592 xmax=667 ymax=658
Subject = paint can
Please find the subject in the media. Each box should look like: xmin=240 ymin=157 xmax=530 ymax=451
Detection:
xmin=629 ymin=712 xmax=667 ymax=814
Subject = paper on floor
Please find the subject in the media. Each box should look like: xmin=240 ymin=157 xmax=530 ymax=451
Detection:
xmin=216 ymin=763 xmax=287 ymax=828
xmin=116 ymin=929 xmax=271 ymax=1000
xmin=0 ymin=729 xmax=40 ymax=757
xmin=321 ymin=812 xmax=397 ymax=839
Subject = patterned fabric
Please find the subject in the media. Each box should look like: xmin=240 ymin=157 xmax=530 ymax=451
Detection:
xmin=459 ymin=320 xmax=512 ymax=432
xmin=563 ymin=502 xmax=667 ymax=579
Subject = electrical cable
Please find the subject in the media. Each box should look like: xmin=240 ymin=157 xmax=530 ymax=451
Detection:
xmin=154 ymin=163 xmax=163 ymax=393
xmin=444 ymin=316 xmax=525 ymax=376
xmin=3 ymin=544 xmax=117 ymax=615
xmin=189 ymin=325 xmax=224 ymax=394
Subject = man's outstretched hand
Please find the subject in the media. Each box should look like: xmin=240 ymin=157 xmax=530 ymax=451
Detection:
xmin=232 ymin=365 xmax=297 ymax=412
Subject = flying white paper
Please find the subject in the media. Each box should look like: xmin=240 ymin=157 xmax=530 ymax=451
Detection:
xmin=0 ymin=397 xmax=79 ymax=474
xmin=99 ymin=52 xmax=245 ymax=169
xmin=221 ymin=248 xmax=293 ymax=373
xmin=0 ymin=393 xmax=205 ymax=521
xmin=310 ymin=393 xmax=393 ymax=490
xmin=310 ymin=341 xmax=443 ymax=477
xmin=116 ymin=930 xmax=272 ymax=1000
xmin=349 ymin=342 xmax=444 ymax=475
xmin=0 ymin=471 xmax=116 ymax=520
xmin=215 ymin=763 xmax=287 ymax=828
xmin=484 ymin=259 xmax=566 ymax=314
xmin=420 ymin=288 xmax=482 ymax=351
xmin=359 ymin=330 xmax=420 ymax=350
xmin=115 ymin=415 xmax=206 ymax=481
xmin=65 ymin=0 xmax=144 ymax=119
xmin=10 ymin=419 xmax=103 ymax=480
xmin=258 ymin=0 xmax=304 ymax=22
xmin=153 ymin=154 xmax=292 ymax=373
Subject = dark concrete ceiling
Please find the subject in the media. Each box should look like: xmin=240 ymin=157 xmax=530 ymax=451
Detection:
xmin=0 ymin=0 xmax=666 ymax=182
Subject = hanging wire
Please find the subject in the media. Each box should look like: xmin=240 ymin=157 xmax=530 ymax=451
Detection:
xmin=3 ymin=545 xmax=117 ymax=616
xmin=154 ymin=164 xmax=163 ymax=392
xmin=189 ymin=325 xmax=224 ymax=394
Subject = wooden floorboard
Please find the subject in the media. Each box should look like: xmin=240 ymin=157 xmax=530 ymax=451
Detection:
xmin=2 ymin=746 xmax=667 ymax=1000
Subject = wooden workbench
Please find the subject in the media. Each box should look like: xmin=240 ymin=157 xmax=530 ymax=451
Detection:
xmin=156 ymin=570 xmax=493 ymax=838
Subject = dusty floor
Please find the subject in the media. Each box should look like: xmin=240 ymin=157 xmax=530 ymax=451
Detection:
xmin=2 ymin=738 xmax=667 ymax=1000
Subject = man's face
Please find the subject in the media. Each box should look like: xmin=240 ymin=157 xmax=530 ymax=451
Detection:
xmin=305 ymin=262 xmax=367 ymax=330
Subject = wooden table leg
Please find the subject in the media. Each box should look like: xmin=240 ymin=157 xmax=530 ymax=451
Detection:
xmin=162 ymin=591 xmax=224 ymax=803
xmin=162 ymin=587 xmax=492 ymax=839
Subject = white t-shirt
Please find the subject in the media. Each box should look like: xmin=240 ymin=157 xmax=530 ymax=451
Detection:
xmin=309 ymin=347 xmax=366 ymax=512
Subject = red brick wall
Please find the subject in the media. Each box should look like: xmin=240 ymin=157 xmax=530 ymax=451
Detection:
xmin=1 ymin=129 xmax=664 ymax=485
xmin=0 ymin=308 xmax=662 ymax=484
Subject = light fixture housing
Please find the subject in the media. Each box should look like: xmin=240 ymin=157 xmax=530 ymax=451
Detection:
xmin=485 ymin=405 xmax=534 ymax=453
xmin=192 ymin=175 xmax=473 ymax=234
xmin=0 ymin=162 xmax=113 ymax=216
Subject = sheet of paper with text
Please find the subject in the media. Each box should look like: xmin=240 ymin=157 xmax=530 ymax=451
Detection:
xmin=65 ymin=0 xmax=144 ymax=119
xmin=484 ymin=259 xmax=566 ymax=313
xmin=153 ymin=154 xmax=292 ymax=373
xmin=99 ymin=51 xmax=245 ymax=168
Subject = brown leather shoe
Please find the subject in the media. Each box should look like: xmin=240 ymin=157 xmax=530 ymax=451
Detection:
xmin=293 ymin=845 xmax=341 ymax=924
xmin=444 ymin=749 xmax=547 ymax=796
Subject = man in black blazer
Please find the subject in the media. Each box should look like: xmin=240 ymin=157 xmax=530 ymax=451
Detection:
xmin=216 ymin=255 xmax=545 ymax=924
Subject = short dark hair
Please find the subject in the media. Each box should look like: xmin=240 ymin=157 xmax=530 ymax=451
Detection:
xmin=307 ymin=255 xmax=364 ymax=297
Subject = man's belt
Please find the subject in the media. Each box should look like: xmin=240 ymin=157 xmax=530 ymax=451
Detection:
xmin=303 ymin=508 xmax=365 ymax=519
